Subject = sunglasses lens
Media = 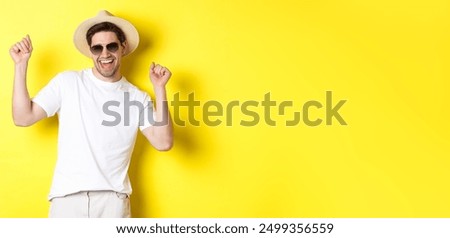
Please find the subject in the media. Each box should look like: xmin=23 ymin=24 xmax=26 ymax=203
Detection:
xmin=90 ymin=45 xmax=103 ymax=55
xmin=106 ymin=43 xmax=119 ymax=52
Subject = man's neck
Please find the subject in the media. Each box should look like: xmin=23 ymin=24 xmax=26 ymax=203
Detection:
xmin=92 ymin=68 xmax=122 ymax=83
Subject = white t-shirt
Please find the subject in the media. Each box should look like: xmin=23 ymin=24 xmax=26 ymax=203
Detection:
xmin=32 ymin=68 xmax=153 ymax=200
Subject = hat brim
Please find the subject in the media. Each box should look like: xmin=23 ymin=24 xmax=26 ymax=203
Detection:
xmin=73 ymin=12 xmax=139 ymax=57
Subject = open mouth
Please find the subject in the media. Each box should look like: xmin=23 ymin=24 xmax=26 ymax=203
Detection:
xmin=99 ymin=59 xmax=115 ymax=67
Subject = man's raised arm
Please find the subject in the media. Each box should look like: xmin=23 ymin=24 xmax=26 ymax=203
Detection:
xmin=10 ymin=35 xmax=47 ymax=127
xmin=142 ymin=62 xmax=174 ymax=151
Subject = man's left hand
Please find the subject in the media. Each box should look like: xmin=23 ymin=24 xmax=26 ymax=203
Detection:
xmin=150 ymin=62 xmax=171 ymax=87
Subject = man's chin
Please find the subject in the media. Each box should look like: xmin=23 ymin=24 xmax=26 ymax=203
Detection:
xmin=95 ymin=66 xmax=117 ymax=79
xmin=100 ymin=71 xmax=115 ymax=78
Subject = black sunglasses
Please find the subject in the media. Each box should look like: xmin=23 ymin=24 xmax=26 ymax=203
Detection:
xmin=90 ymin=42 xmax=120 ymax=55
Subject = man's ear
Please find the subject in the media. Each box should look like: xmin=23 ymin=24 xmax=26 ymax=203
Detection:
xmin=121 ymin=41 xmax=128 ymax=55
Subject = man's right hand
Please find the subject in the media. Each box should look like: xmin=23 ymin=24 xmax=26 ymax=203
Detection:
xmin=10 ymin=35 xmax=33 ymax=65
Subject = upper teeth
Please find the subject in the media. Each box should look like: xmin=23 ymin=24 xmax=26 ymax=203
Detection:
xmin=101 ymin=60 xmax=113 ymax=63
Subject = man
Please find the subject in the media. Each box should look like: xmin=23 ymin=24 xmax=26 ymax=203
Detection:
xmin=10 ymin=10 xmax=173 ymax=218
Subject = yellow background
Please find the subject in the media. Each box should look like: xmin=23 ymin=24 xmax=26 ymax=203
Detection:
xmin=1 ymin=0 xmax=449 ymax=217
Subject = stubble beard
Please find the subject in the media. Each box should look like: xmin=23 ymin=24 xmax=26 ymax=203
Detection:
xmin=95 ymin=60 xmax=120 ymax=79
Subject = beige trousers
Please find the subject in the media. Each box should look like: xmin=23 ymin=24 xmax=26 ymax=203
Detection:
xmin=49 ymin=191 xmax=131 ymax=218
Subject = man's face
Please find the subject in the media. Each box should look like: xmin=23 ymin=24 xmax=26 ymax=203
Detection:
xmin=90 ymin=31 xmax=126 ymax=81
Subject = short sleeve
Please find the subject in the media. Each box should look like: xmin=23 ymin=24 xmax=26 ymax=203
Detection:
xmin=139 ymin=93 xmax=155 ymax=131
xmin=32 ymin=74 xmax=63 ymax=117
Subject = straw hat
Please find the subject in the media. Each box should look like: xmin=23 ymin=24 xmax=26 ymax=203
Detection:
xmin=73 ymin=10 xmax=139 ymax=57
